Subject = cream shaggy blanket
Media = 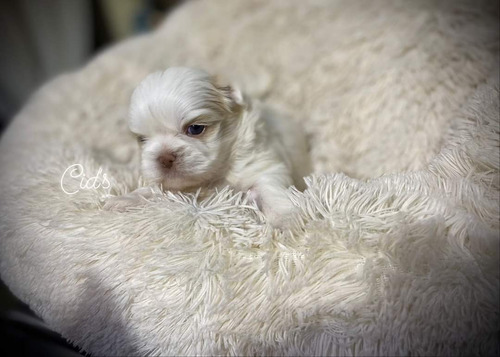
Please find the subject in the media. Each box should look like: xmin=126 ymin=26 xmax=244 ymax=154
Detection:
xmin=0 ymin=1 xmax=499 ymax=356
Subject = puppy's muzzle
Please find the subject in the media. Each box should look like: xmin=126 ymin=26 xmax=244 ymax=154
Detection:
xmin=157 ymin=152 xmax=176 ymax=170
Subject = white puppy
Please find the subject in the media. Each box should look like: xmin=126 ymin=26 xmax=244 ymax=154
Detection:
xmin=105 ymin=67 xmax=311 ymax=227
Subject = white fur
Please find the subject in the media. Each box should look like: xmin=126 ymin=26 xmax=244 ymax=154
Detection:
xmin=0 ymin=1 xmax=498 ymax=356
xmin=107 ymin=67 xmax=311 ymax=227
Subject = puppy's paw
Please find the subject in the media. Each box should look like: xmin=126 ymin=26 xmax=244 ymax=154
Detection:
xmin=248 ymin=186 xmax=301 ymax=229
xmin=103 ymin=195 xmax=141 ymax=212
xmin=264 ymin=203 xmax=301 ymax=230
xmin=102 ymin=188 xmax=153 ymax=212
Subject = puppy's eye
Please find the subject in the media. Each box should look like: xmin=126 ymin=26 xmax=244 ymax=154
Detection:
xmin=186 ymin=124 xmax=206 ymax=136
xmin=137 ymin=135 xmax=147 ymax=144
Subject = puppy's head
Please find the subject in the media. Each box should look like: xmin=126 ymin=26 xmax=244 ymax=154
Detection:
xmin=129 ymin=67 xmax=243 ymax=191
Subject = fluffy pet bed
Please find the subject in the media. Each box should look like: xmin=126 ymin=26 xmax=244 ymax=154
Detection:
xmin=0 ymin=1 xmax=498 ymax=355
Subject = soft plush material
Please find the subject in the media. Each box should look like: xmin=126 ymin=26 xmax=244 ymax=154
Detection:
xmin=0 ymin=1 xmax=498 ymax=355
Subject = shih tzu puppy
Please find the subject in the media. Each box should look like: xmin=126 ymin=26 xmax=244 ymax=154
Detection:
xmin=104 ymin=67 xmax=311 ymax=228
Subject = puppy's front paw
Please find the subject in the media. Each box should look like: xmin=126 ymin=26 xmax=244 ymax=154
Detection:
xmin=264 ymin=203 xmax=300 ymax=230
xmin=103 ymin=195 xmax=139 ymax=212
xmin=103 ymin=191 xmax=151 ymax=212
xmin=249 ymin=188 xmax=299 ymax=229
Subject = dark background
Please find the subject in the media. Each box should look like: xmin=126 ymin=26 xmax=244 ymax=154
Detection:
xmin=0 ymin=0 xmax=182 ymax=134
xmin=0 ymin=1 xmax=181 ymax=355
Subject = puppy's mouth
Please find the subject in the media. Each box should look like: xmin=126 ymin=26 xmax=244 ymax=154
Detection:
xmin=156 ymin=171 xmax=205 ymax=191
xmin=151 ymin=161 xmax=199 ymax=187
xmin=156 ymin=164 xmax=183 ymax=178
xmin=142 ymin=147 xmax=219 ymax=190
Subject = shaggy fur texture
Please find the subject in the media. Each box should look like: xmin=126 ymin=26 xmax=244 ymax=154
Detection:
xmin=0 ymin=1 xmax=498 ymax=355
xmin=105 ymin=67 xmax=311 ymax=227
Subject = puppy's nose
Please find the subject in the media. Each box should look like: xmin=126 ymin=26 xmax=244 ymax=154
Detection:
xmin=157 ymin=152 xmax=176 ymax=169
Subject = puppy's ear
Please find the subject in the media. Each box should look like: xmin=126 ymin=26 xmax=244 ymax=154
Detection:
xmin=213 ymin=78 xmax=245 ymax=114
